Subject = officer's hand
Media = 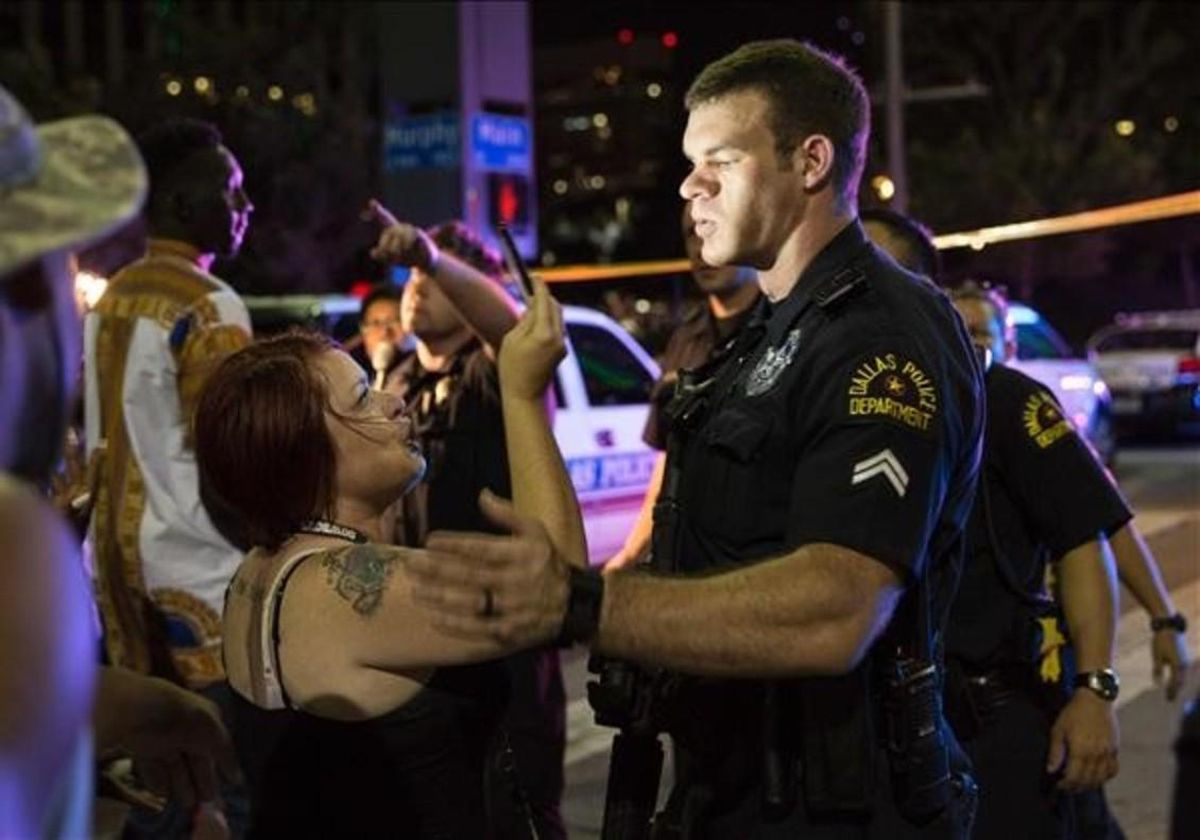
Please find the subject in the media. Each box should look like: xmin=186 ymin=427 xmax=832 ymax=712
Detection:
xmin=362 ymin=198 xmax=440 ymax=272
xmin=406 ymin=490 xmax=570 ymax=648
xmin=1046 ymin=690 xmax=1119 ymax=792
xmin=95 ymin=668 xmax=240 ymax=810
xmin=498 ymin=277 xmax=565 ymax=401
xmin=1152 ymin=629 xmax=1192 ymax=701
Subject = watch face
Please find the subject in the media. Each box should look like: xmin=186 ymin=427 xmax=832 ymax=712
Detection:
xmin=1088 ymin=670 xmax=1120 ymax=701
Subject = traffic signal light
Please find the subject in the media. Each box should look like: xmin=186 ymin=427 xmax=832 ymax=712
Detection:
xmin=487 ymin=173 xmax=531 ymax=228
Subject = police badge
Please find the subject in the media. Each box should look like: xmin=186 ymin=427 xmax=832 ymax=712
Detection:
xmin=745 ymin=327 xmax=802 ymax=396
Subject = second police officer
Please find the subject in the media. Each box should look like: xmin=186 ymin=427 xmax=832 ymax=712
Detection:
xmin=863 ymin=209 xmax=1191 ymax=840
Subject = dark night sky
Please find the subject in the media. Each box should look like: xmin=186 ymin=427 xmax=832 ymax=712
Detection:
xmin=532 ymin=0 xmax=870 ymax=76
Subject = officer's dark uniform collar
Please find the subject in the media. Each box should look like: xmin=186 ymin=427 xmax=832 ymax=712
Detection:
xmin=755 ymin=219 xmax=872 ymax=344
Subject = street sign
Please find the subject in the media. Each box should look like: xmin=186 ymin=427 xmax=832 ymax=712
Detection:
xmin=384 ymin=113 xmax=459 ymax=171
xmin=471 ymin=113 xmax=531 ymax=173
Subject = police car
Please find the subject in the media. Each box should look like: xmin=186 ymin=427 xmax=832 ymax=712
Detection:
xmin=1008 ymin=303 xmax=1116 ymax=462
xmin=243 ymin=295 xmax=660 ymax=563
xmin=1087 ymin=309 xmax=1200 ymax=438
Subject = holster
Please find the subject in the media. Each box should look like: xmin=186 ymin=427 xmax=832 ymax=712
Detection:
xmin=943 ymin=658 xmax=1068 ymax=742
xmin=799 ymin=673 xmax=875 ymax=814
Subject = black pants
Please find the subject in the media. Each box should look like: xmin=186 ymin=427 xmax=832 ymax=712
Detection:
xmin=958 ymin=688 xmax=1072 ymax=840
xmin=1072 ymin=787 xmax=1125 ymax=840
xmin=955 ymin=680 xmax=1129 ymax=840
xmin=659 ymin=727 xmax=976 ymax=840
xmin=487 ymin=647 xmax=567 ymax=840
xmin=1171 ymin=694 xmax=1200 ymax=840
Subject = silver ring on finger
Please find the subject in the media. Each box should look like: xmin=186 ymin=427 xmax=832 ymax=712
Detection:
xmin=478 ymin=588 xmax=497 ymax=618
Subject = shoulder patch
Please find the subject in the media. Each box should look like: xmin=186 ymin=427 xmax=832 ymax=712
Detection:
xmin=1023 ymin=390 xmax=1073 ymax=448
xmin=847 ymin=350 xmax=938 ymax=433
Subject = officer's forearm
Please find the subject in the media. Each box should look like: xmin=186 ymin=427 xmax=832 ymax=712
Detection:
xmin=594 ymin=542 xmax=903 ymax=677
xmin=1108 ymin=522 xmax=1175 ymax=620
xmin=1059 ymin=539 xmax=1118 ymax=672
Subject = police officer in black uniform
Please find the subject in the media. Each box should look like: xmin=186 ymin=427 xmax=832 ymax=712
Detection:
xmin=863 ymin=211 xmax=1189 ymax=840
xmin=942 ymin=281 xmax=1126 ymax=840
xmin=403 ymin=40 xmax=985 ymax=838
xmin=606 ymin=203 xmax=760 ymax=572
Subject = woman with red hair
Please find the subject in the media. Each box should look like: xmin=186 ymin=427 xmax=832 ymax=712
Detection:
xmin=195 ymin=282 xmax=583 ymax=837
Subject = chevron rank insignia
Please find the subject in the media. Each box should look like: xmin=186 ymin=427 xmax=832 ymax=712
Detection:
xmin=851 ymin=449 xmax=909 ymax=498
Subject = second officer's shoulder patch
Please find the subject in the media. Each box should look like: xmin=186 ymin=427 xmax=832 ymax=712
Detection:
xmin=846 ymin=349 xmax=938 ymax=434
xmin=1022 ymin=389 xmax=1074 ymax=448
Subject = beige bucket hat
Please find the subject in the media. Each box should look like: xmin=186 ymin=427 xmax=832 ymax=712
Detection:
xmin=0 ymin=84 xmax=146 ymax=278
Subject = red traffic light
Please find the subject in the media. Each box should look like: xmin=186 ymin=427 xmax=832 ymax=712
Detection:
xmin=617 ymin=28 xmax=634 ymax=46
xmin=498 ymin=180 xmax=519 ymax=225
xmin=487 ymin=173 xmax=530 ymax=229
xmin=661 ymin=31 xmax=678 ymax=49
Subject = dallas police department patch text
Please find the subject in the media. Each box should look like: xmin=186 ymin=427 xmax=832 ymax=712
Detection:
xmin=1023 ymin=390 xmax=1073 ymax=448
xmin=847 ymin=351 xmax=937 ymax=432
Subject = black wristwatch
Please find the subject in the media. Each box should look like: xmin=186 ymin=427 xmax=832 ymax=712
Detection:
xmin=1150 ymin=613 xmax=1188 ymax=634
xmin=1074 ymin=668 xmax=1120 ymax=702
xmin=555 ymin=567 xmax=605 ymax=647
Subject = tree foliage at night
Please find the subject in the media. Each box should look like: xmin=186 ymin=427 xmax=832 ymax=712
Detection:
xmin=2 ymin=1 xmax=385 ymax=294
xmin=894 ymin=1 xmax=1197 ymax=295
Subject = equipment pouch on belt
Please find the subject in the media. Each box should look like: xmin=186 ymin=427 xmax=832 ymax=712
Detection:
xmin=884 ymin=653 xmax=952 ymax=821
xmin=799 ymin=673 xmax=874 ymax=814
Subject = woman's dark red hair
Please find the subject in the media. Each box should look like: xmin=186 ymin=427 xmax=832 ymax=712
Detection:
xmin=194 ymin=331 xmax=337 ymax=552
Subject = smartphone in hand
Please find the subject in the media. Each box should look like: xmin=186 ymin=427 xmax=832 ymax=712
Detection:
xmin=496 ymin=224 xmax=537 ymax=304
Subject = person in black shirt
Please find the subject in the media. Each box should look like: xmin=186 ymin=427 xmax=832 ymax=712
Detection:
xmin=866 ymin=210 xmax=1192 ymax=840
xmin=942 ymin=281 xmax=1125 ymax=839
xmin=606 ymin=202 xmax=760 ymax=571
xmin=403 ymin=40 xmax=985 ymax=838
xmin=197 ymin=287 xmax=583 ymax=838
xmin=364 ymin=204 xmax=567 ymax=840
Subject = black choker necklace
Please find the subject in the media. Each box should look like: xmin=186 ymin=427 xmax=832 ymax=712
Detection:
xmin=297 ymin=519 xmax=368 ymax=543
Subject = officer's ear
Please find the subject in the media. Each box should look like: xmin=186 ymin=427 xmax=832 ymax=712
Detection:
xmin=792 ymin=134 xmax=835 ymax=192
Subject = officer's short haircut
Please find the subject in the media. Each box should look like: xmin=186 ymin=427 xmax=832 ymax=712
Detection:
xmin=427 ymin=220 xmax=504 ymax=279
xmin=137 ymin=118 xmax=223 ymax=220
xmin=359 ymin=283 xmax=402 ymax=322
xmin=861 ymin=208 xmax=944 ymax=282
xmin=949 ymin=279 xmax=1009 ymax=328
xmin=685 ymin=39 xmax=870 ymax=204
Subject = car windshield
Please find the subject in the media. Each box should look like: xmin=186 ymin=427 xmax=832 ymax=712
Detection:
xmin=567 ymin=322 xmax=654 ymax=406
xmin=1094 ymin=328 xmax=1199 ymax=353
xmin=1015 ymin=321 xmax=1072 ymax=360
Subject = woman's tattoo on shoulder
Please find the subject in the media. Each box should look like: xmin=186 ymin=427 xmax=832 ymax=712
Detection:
xmin=321 ymin=545 xmax=396 ymax=616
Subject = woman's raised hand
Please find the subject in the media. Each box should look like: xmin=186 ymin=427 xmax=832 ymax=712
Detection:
xmin=498 ymin=276 xmax=565 ymax=402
